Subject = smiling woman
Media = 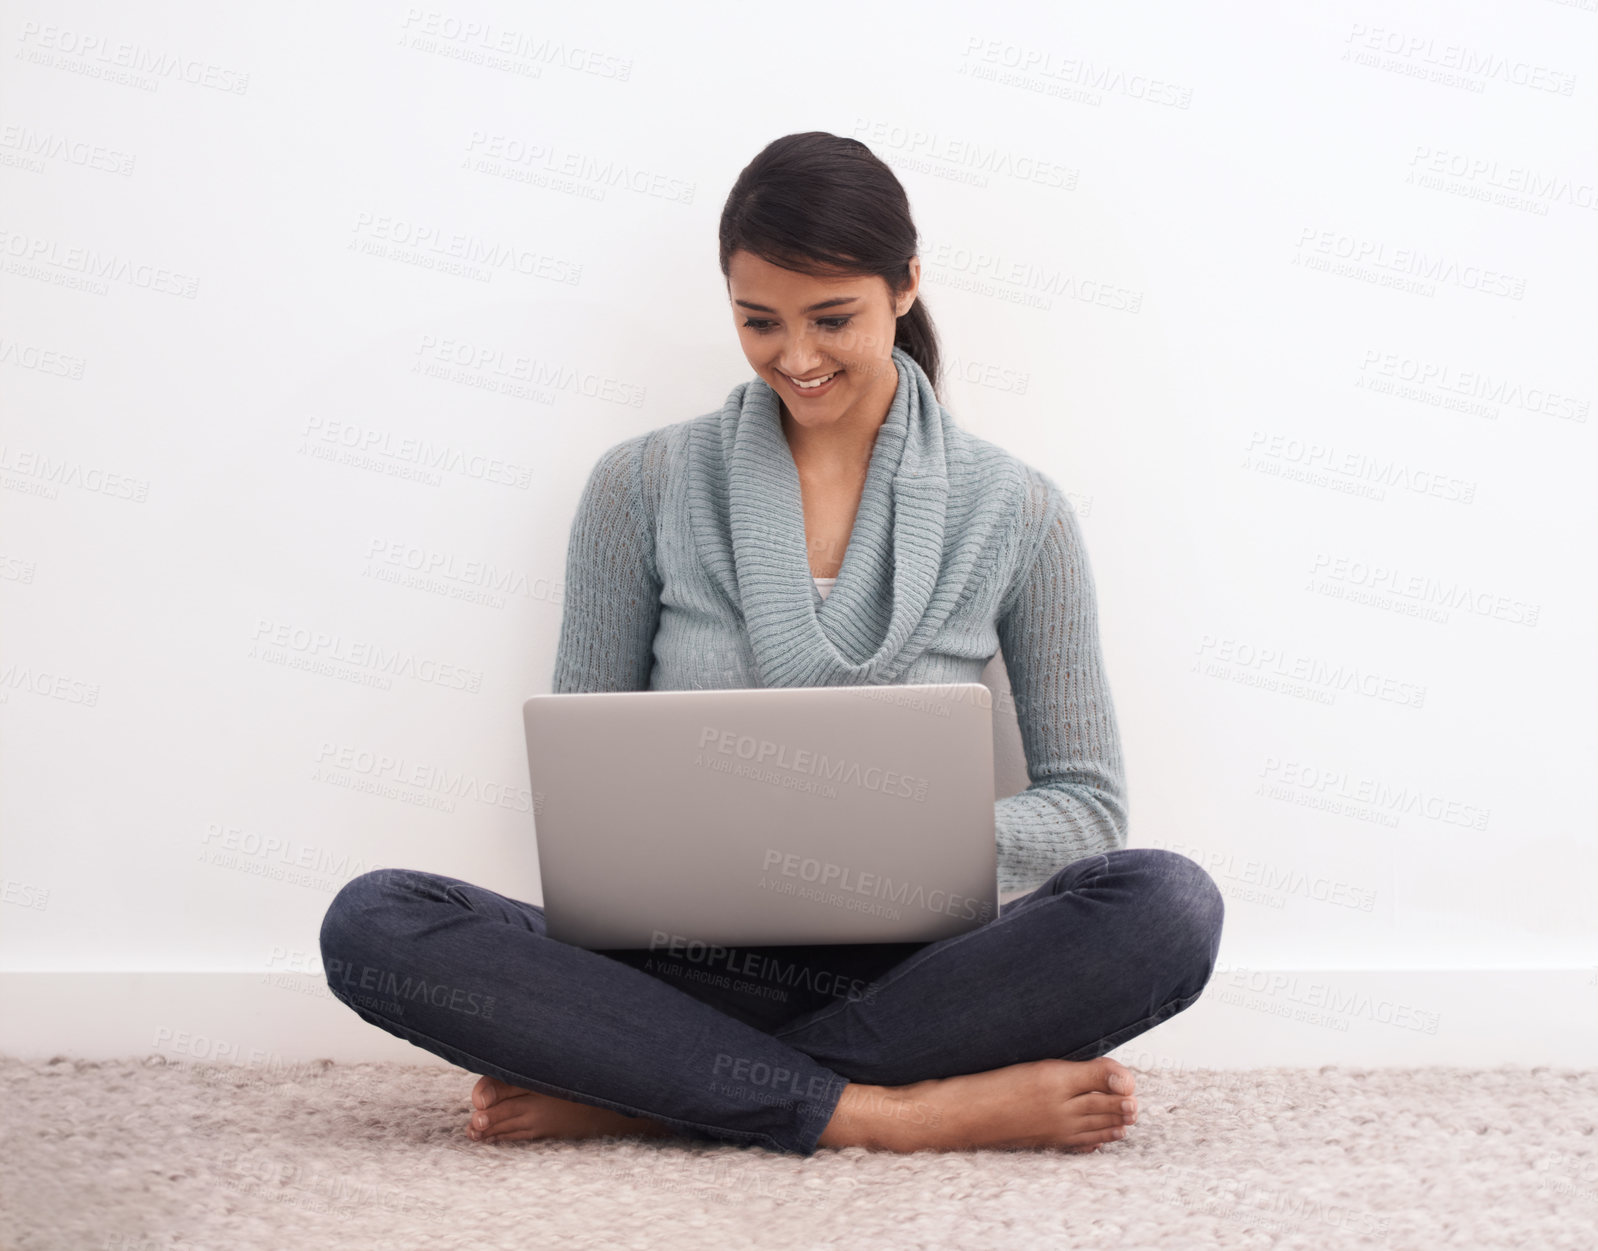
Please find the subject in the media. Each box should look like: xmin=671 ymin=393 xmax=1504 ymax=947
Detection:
xmin=719 ymin=133 xmax=937 ymax=523
xmin=318 ymin=130 xmax=1225 ymax=1165
xmin=715 ymin=136 xmax=943 ymax=581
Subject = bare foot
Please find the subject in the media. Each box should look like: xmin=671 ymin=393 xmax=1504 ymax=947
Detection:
xmin=816 ymin=1056 xmax=1138 ymax=1153
xmin=466 ymin=1075 xmax=679 ymax=1144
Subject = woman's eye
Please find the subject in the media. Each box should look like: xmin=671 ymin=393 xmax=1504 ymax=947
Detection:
xmin=740 ymin=316 xmax=854 ymax=334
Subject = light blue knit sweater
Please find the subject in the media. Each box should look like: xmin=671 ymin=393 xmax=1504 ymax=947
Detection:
xmin=551 ymin=345 xmax=1128 ymax=894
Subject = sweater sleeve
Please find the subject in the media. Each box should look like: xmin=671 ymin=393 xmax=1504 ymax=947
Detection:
xmin=992 ymin=470 xmax=1129 ymax=893
xmin=550 ymin=436 xmax=663 ymax=694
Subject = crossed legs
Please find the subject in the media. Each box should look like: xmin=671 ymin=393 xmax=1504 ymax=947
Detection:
xmin=319 ymin=846 xmax=1224 ymax=1154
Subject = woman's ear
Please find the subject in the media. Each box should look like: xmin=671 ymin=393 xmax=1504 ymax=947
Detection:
xmin=896 ymin=256 xmax=922 ymax=317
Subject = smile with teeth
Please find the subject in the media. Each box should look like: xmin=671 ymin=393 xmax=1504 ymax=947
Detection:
xmin=785 ymin=369 xmax=840 ymax=390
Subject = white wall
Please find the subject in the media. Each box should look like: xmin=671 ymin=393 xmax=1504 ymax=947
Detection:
xmin=2 ymin=0 xmax=1593 ymax=1065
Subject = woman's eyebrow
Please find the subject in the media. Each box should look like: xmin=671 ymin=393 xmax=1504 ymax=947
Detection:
xmin=733 ymin=296 xmax=861 ymax=313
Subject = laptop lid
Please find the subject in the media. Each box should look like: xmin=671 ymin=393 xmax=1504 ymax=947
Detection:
xmin=523 ymin=682 xmax=996 ymax=949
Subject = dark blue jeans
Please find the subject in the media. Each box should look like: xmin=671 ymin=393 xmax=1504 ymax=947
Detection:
xmin=318 ymin=846 xmax=1224 ymax=1155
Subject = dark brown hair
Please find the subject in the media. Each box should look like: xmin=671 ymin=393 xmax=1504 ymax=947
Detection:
xmin=719 ymin=131 xmax=941 ymax=400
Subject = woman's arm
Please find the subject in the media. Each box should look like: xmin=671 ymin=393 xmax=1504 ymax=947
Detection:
xmin=992 ymin=469 xmax=1129 ymax=895
xmin=550 ymin=436 xmax=663 ymax=694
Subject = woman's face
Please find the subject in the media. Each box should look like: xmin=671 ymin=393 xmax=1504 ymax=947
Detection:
xmin=727 ymin=248 xmax=920 ymax=435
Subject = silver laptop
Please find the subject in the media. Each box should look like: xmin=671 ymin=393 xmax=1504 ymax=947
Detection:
xmin=522 ymin=683 xmax=996 ymax=949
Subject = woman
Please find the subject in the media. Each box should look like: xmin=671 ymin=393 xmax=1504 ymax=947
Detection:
xmin=319 ymin=131 xmax=1224 ymax=1157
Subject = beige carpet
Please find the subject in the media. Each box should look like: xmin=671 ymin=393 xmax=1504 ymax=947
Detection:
xmin=1 ymin=1056 xmax=1593 ymax=1250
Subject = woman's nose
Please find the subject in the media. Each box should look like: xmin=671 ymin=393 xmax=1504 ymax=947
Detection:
xmin=777 ymin=341 xmax=825 ymax=376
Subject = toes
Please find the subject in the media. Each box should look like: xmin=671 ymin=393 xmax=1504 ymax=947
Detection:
xmin=1066 ymin=1123 xmax=1127 ymax=1148
xmin=471 ymin=1075 xmax=506 ymax=1110
xmin=472 ymin=1126 xmax=544 ymax=1143
xmin=471 ymin=1092 xmax=547 ymax=1139
xmin=1068 ymin=1091 xmax=1137 ymax=1124
xmin=1069 ymin=1112 xmax=1127 ymax=1136
xmin=1098 ymin=1059 xmax=1136 ymax=1096
xmin=472 ymin=1074 xmax=534 ymax=1112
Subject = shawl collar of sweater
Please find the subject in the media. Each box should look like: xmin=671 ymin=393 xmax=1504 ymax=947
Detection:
xmin=691 ymin=344 xmax=972 ymax=689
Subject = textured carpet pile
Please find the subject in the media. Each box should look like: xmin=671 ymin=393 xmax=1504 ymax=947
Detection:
xmin=1 ymin=1056 xmax=1593 ymax=1249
